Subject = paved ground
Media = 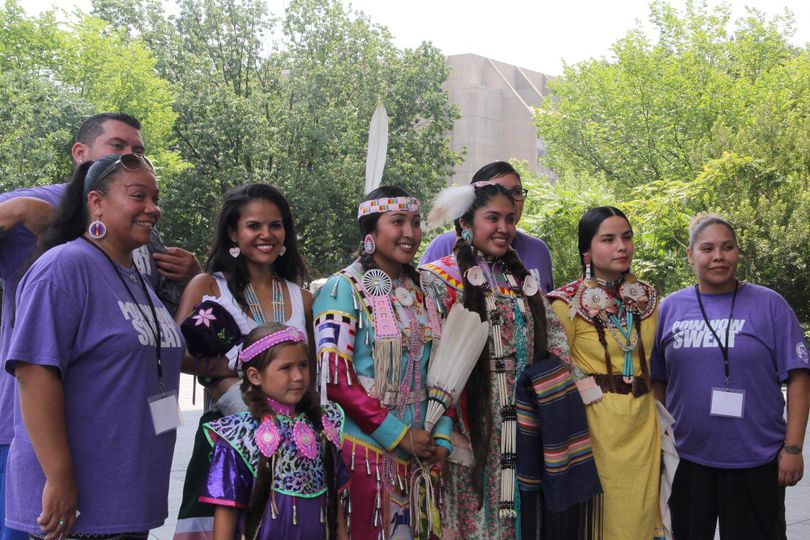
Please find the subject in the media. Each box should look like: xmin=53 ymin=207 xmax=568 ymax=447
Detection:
xmin=150 ymin=375 xmax=810 ymax=539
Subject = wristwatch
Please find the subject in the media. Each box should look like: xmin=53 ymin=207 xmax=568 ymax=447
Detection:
xmin=783 ymin=444 xmax=802 ymax=455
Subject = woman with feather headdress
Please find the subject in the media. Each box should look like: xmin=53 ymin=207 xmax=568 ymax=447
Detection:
xmin=312 ymin=186 xmax=453 ymax=539
xmin=420 ymin=182 xmax=601 ymax=540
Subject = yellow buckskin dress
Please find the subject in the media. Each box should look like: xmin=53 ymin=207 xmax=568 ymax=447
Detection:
xmin=548 ymin=278 xmax=662 ymax=539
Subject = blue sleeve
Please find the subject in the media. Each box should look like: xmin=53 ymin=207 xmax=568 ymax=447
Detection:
xmin=420 ymin=232 xmax=454 ymax=266
xmin=432 ymin=415 xmax=453 ymax=453
xmin=650 ymin=299 xmax=669 ymax=383
xmin=5 ymin=265 xmax=83 ymax=376
xmin=771 ymin=296 xmax=810 ymax=382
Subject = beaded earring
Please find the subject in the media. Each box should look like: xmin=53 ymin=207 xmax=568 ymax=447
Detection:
xmin=363 ymin=234 xmax=376 ymax=255
xmin=88 ymin=218 xmax=107 ymax=239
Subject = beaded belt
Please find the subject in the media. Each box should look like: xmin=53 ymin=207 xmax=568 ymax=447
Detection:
xmin=592 ymin=374 xmax=650 ymax=397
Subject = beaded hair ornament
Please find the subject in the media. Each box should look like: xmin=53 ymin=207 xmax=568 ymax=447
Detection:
xmin=239 ymin=327 xmax=305 ymax=367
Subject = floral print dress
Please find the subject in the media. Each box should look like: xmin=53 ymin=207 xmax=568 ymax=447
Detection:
xmin=420 ymin=255 xmax=573 ymax=540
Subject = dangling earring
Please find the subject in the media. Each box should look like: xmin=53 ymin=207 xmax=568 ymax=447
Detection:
xmin=461 ymin=229 xmax=473 ymax=243
xmin=88 ymin=214 xmax=107 ymax=239
xmin=363 ymin=234 xmax=376 ymax=255
xmin=229 ymin=243 xmax=241 ymax=258
xmin=584 ymin=259 xmax=592 ymax=280
xmin=279 ymin=245 xmax=287 ymax=256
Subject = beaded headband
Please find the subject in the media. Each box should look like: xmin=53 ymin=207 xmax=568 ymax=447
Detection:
xmin=357 ymin=196 xmax=420 ymax=219
xmin=239 ymin=327 xmax=305 ymax=365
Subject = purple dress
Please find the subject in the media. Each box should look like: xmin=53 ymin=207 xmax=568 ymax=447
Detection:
xmin=201 ymin=403 xmax=349 ymax=540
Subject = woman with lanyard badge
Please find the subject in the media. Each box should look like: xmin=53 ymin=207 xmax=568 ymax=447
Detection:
xmin=4 ymin=154 xmax=185 ymax=539
xmin=651 ymin=213 xmax=810 ymax=539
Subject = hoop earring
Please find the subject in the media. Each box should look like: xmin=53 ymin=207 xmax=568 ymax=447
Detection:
xmin=229 ymin=243 xmax=241 ymax=258
xmin=88 ymin=219 xmax=107 ymax=239
xmin=279 ymin=245 xmax=287 ymax=256
xmin=363 ymin=234 xmax=376 ymax=255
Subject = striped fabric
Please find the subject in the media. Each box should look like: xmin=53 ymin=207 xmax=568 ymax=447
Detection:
xmin=515 ymin=355 xmax=602 ymax=514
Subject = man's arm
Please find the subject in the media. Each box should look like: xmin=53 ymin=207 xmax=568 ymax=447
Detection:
xmin=0 ymin=197 xmax=55 ymax=239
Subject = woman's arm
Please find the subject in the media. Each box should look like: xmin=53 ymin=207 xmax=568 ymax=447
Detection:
xmin=174 ymin=273 xmax=219 ymax=324
xmin=212 ymin=506 xmax=238 ymax=540
xmin=16 ymin=363 xmax=78 ymax=540
xmin=779 ymin=368 xmax=810 ymax=486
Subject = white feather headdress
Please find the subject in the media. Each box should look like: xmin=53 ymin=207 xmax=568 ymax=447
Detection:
xmin=364 ymin=105 xmax=389 ymax=195
xmin=426 ymin=184 xmax=476 ymax=230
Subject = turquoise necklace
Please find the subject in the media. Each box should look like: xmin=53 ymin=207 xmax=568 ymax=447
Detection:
xmin=606 ymin=299 xmax=639 ymax=381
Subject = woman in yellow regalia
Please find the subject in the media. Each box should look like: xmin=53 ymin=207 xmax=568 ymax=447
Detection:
xmin=548 ymin=206 xmax=663 ymax=539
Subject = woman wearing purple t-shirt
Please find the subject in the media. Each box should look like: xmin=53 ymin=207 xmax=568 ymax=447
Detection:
xmin=651 ymin=213 xmax=810 ymax=539
xmin=4 ymin=154 xmax=185 ymax=539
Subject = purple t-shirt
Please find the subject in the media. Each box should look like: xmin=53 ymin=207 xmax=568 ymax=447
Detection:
xmin=4 ymin=238 xmax=185 ymax=534
xmin=0 ymin=183 xmax=67 ymax=444
xmin=651 ymin=283 xmax=810 ymax=468
xmin=420 ymin=229 xmax=554 ymax=293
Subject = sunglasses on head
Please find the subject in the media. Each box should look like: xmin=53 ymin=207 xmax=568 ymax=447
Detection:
xmin=96 ymin=153 xmax=155 ymax=179
xmin=85 ymin=153 xmax=156 ymax=197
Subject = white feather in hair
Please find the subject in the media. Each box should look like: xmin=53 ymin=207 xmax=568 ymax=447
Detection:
xmin=364 ymin=105 xmax=389 ymax=195
xmin=426 ymin=184 xmax=476 ymax=229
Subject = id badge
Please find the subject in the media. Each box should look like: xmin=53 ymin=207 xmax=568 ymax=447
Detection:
xmin=710 ymin=387 xmax=745 ymax=418
xmin=148 ymin=390 xmax=182 ymax=435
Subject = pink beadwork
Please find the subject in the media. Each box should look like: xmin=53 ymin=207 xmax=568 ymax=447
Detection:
xmin=322 ymin=418 xmax=340 ymax=446
xmin=293 ymin=421 xmax=318 ymax=459
xmin=256 ymin=416 xmax=281 ymax=457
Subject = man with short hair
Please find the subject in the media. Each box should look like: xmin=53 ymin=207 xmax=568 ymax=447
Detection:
xmin=420 ymin=160 xmax=555 ymax=292
xmin=0 ymin=112 xmax=200 ymax=539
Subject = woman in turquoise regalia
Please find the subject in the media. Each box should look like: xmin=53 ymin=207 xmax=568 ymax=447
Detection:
xmin=313 ymin=186 xmax=452 ymax=539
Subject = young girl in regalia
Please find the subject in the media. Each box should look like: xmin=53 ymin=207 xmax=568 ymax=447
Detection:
xmin=420 ymin=182 xmax=601 ymax=540
xmin=547 ymin=206 xmax=664 ymax=539
xmin=313 ymin=186 xmax=453 ymax=539
xmin=201 ymin=322 xmax=349 ymax=539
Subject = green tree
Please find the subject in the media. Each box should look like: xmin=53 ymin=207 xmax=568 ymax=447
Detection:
xmin=530 ymin=1 xmax=810 ymax=325
xmin=93 ymin=0 xmax=460 ymax=276
xmin=0 ymin=0 xmax=179 ymax=191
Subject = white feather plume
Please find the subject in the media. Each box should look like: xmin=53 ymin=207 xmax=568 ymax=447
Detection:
xmin=424 ymin=304 xmax=490 ymax=431
xmin=364 ymin=105 xmax=389 ymax=195
xmin=426 ymin=184 xmax=476 ymax=230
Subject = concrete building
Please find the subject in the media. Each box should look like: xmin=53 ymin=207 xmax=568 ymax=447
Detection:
xmin=444 ymin=53 xmax=553 ymax=185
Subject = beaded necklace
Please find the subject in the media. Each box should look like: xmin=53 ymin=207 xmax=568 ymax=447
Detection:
xmin=245 ymin=278 xmax=286 ymax=324
xmin=468 ymin=256 xmax=530 ymax=520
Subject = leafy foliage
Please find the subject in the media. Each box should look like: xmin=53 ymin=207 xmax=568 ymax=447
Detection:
xmin=529 ymin=0 xmax=810 ymax=324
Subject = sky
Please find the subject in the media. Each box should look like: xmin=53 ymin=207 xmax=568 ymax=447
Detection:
xmin=25 ymin=0 xmax=810 ymax=75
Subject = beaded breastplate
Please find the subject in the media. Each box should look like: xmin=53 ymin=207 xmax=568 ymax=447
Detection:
xmin=203 ymin=402 xmax=344 ymax=497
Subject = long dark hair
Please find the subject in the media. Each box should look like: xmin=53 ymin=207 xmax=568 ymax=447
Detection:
xmin=356 ymin=186 xmax=421 ymax=284
xmin=207 ymin=183 xmax=307 ymax=311
xmin=40 ymin=154 xmax=138 ymax=252
xmin=577 ymin=206 xmax=648 ymax=387
xmin=451 ymin=183 xmax=549 ymax=504
xmin=240 ymin=323 xmax=340 ymax=539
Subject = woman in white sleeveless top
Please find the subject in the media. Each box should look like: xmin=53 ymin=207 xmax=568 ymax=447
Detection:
xmin=172 ymin=183 xmax=313 ymax=540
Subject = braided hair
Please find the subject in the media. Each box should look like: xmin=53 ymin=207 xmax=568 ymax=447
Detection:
xmin=451 ymin=183 xmax=549 ymax=504
xmin=240 ymin=323 xmax=340 ymax=539
xmin=357 ymin=186 xmax=421 ymax=284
